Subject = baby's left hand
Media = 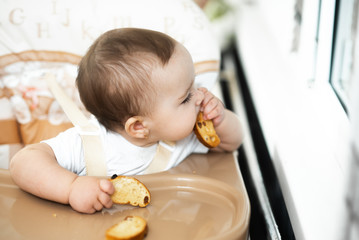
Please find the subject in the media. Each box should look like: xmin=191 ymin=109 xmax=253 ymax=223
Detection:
xmin=199 ymin=88 xmax=225 ymax=127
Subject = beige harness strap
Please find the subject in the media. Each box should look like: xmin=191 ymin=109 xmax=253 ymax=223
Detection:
xmin=44 ymin=73 xmax=107 ymax=176
xmin=44 ymin=73 xmax=175 ymax=175
xmin=144 ymin=141 xmax=175 ymax=174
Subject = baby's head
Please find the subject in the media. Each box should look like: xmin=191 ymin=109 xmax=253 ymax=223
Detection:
xmin=77 ymin=28 xmax=176 ymax=131
xmin=77 ymin=28 xmax=203 ymax=142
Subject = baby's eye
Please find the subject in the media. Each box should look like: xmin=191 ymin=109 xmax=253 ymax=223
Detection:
xmin=181 ymin=92 xmax=193 ymax=104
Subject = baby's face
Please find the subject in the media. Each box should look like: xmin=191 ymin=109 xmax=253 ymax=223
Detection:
xmin=148 ymin=43 xmax=204 ymax=142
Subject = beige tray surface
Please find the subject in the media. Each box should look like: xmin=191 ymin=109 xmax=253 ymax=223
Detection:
xmin=0 ymin=153 xmax=250 ymax=240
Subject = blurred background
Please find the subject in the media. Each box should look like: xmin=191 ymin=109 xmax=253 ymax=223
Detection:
xmin=197 ymin=0 xmax=359 ymax=239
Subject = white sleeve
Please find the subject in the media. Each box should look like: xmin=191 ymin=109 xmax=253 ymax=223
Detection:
xmin=41 ymin=128 xmax=86 ymax=175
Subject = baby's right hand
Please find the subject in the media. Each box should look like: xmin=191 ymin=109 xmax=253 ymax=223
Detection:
xmin=68 ymin=176 xmax=115 ymax=214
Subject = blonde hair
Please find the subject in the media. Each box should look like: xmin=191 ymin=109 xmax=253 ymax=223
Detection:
xmin=76 ymin=28 xmax=176 ymax=131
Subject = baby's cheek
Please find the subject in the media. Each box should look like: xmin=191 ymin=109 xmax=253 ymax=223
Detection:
xmin=174 ymin=121 xmax=193 ymax=140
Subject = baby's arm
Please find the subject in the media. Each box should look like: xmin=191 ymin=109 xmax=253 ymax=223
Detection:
xmin=10 ymin=143 xmax=114 ymax=213
xmin=199 ymin=88 xmax=244 ymax=152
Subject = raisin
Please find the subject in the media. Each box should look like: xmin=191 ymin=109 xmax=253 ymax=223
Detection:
xmin=111 ymin=174 xmax=118 ymax=179
xmin=197 ymin=122 xmax=202 ymax=128
xmin=144 ymin=196 xmax=149 ymax=204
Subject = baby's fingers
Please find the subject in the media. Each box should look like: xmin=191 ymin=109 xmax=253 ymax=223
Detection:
xmin=212 ymin=112 xmax=225 ymax=126
xmin=93 ymin=200 xmax=104 ymax=211
xmin=99 ymin=179 xmax=115 ymax=195
xmin=98 ymin=191 xmax=113 ymax=209
xmin=203 ymin=98 xmax=221 ymax=119
xmin=200 ymin=91 xmax=214 ymax=110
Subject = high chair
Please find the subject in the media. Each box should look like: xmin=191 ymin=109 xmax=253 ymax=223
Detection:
xmin=0 ymin=0 xmax=250 ymax=239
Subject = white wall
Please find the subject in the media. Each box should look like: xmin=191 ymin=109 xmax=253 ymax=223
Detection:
xmin=234 ymin=0 xmax=354 ymax=239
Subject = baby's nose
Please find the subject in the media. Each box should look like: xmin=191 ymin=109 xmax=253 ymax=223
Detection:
xmin=195 ymin=89 xmax=204 ymax=106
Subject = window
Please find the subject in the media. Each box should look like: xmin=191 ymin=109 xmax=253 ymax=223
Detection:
xmin=331 ymin=0 xmax=359 ymax=112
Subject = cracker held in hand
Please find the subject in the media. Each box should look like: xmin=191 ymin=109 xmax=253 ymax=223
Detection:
xmin=106 ymin=216 xmax=148 ymax=240
xmin=110 ymin=175 xmax=151 ymax=207
xmin=193 ymin=112 xmax=221 ymax=148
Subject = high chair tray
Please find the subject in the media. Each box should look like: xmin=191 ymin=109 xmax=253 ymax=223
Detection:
xmin=0 ymin=152 xmax=250 ymax=240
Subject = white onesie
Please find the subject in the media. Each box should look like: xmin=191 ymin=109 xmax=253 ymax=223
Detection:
xmin=42 ymin=117 xmax=208 ymax=176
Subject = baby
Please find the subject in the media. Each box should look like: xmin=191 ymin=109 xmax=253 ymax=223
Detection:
xmin=10 ymin=28 xmax=243 ymax=213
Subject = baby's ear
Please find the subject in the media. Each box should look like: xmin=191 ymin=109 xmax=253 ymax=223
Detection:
xmin=124 ymin=116 xmax=149 ymax=139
